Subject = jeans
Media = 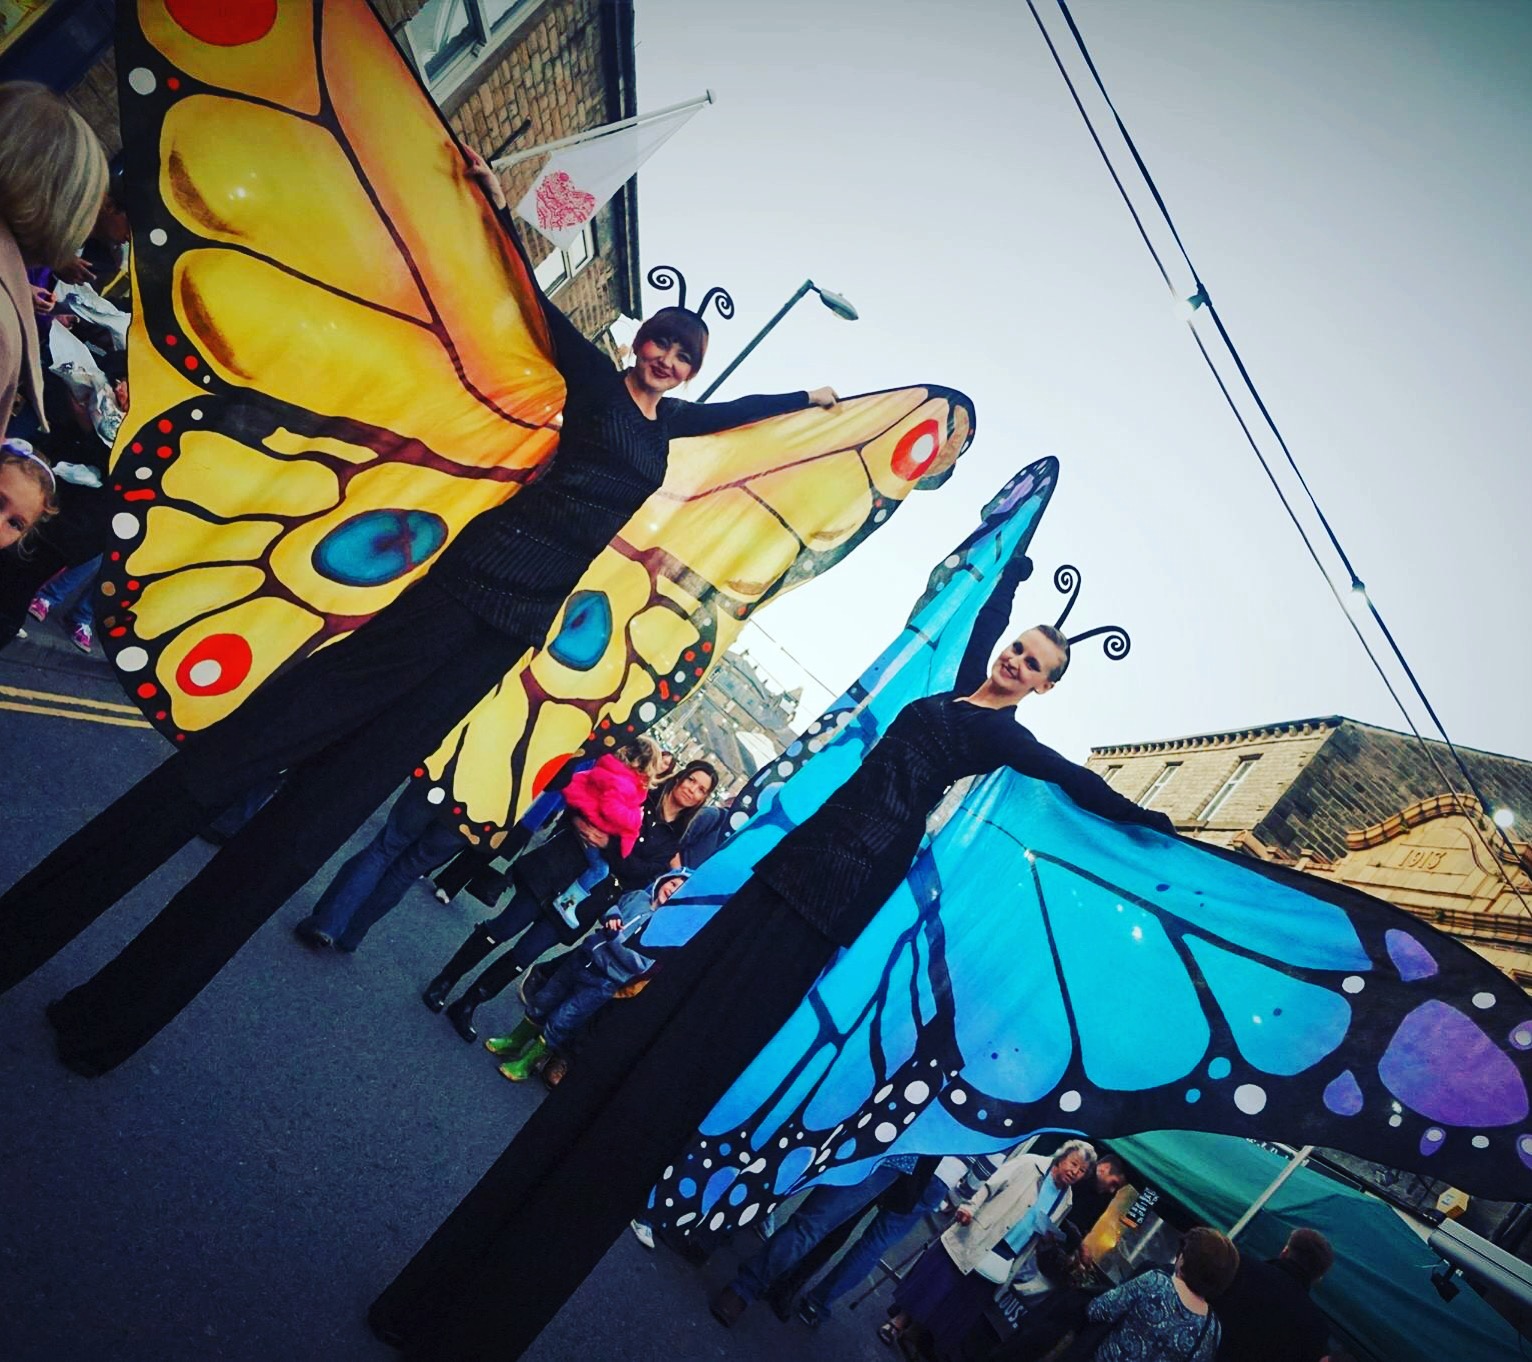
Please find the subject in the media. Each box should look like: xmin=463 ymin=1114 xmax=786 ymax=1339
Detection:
xmin=803 ymin=1172 xmax=949 ymax=1314
xmin=305 ymin=789 xmax=465 ymax=950
xmin=525 ymin=959 xmax=618 ymax=1049
xmin=38 ymin=555 xmax=102 ymax=628
xmin=730 ymin=1160 xmax=904 ymax=1301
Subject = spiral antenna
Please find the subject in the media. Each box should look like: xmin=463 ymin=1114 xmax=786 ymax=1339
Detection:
xmin=646 ymin=265 xmax=688 ymax=310
xmin=1051 ymin=564 xmax=1131 ymax=661
xmin=695 ymin=286 xmax=736 ymax=323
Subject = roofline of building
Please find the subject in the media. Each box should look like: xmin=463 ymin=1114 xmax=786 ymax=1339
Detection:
xmin=1090 ymin=713 xmax=1532 ymax=767
xmin=1089 ymin=716 xmax=1346 ymax=758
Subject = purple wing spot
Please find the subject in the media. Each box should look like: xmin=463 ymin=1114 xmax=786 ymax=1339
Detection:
xmin=1519 ymin=1135 xmax=1532 ymax=1171
xmin=1510 ymin=1024 xmax=1532 ymax=1051
xmin=1419 ymin=1126 xmax=1446 ymax=1156
xmin=1379 ymin=1001 xmax=1530 ymax=1126
xmin=1323 ymin=1070 xmax=1364 ymax=1117
xmin=1385 ymin=929 xmax=1439 ymax=982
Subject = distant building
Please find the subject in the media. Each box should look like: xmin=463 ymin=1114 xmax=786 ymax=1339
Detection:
xmin=653 ymin=649 xmax=802 ymax=794
xmin=4 ymin=0 xmax=640 ymax=345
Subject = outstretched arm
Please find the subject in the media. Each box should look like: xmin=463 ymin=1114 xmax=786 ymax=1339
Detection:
xmin=954 ymin=553 xmax=1032 ymax=694
xmin=1004 ymin=725 xmax=1175 ymax=835
xmin=465 ymin=148 xmax=613 ymax=387
xmin=664 ymin=387 xmax=833 ymax=438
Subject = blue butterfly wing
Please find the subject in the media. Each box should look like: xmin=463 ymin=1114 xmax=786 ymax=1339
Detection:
xmin=641 ymin=458 xmax=1059 ymax=953
xmin=651 ymin=766 xmax=1532 ymax=1229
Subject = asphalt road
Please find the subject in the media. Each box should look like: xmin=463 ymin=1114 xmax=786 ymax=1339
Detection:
xmin=0 ymin=630 xmax=912 ymax=1362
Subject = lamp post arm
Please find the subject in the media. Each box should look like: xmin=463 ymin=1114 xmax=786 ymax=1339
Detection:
xmin=698 ymin=281 xmax=813 ymax=401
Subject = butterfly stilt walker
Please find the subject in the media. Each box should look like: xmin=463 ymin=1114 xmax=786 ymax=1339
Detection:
xmin=371 ymin=460 xmax=1532 ymax=1362
xmin=0 ymin=0 xmax=975 ymax=1081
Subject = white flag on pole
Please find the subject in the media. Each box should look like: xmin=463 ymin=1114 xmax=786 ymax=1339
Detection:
xmin=515 ymin=103 xmax=701 ymax=250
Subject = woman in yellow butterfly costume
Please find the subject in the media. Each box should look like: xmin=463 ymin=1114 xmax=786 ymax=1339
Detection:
xmin=0 ymin=148 xmax=836 ymax=1077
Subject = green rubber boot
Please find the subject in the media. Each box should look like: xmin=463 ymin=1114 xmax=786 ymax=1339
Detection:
xmin=497 ymin=1036 xmax=550 ymax=1082
xmin=483 ymin=1017 xmax=539 ymax=1058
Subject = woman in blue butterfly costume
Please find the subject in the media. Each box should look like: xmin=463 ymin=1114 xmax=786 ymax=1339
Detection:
xmin=368 ymin=556 xmax=1173 ymax=1361
xmin=0 ymin=151 xmax=835 ymax=1077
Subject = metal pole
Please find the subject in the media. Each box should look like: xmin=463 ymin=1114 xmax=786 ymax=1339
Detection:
xmin=492 ymin=91 xmax=714 ymax=168
xmin=698 ymin=281 xmax=812 ymax=401
xmin=1227 ymin=1145 xmax=1315 ymax=1241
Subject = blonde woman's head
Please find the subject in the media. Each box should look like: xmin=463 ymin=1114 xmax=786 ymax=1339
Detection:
xmin=0 ymin=82 xmax=109 ymax=269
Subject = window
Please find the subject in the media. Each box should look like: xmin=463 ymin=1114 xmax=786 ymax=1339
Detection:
xmin=1102 ymin=763 xmax=1124 ymax=787
xmin=532 ymin=223 xmax=596 ymax=295
xmin=1199 ymin=756 xmax=1260 ymax=821
xmin=1139 ymin=762 xmax=1181 ymax=808
xmin=404 ymin=0 xmax=539 ymax=99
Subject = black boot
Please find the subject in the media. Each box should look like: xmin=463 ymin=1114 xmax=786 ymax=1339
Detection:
xmin=446 ymin=983 xmax=490 ymax=1042
xmin=420 ymin=926 xmax=497 ymax=1014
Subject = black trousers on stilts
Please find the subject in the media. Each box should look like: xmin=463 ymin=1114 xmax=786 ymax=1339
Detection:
xmin=0 ymin=580 xmax=533 ymax=1073
xmin=370 ymin=878 xmax=836 ymax=1362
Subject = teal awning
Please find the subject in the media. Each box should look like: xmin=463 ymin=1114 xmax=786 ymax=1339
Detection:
xmin=1112 ymin=1132 xmax=1523 ymax=1362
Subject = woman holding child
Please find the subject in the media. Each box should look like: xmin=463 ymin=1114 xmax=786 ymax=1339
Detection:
xmin=423 ymin=755 xmax=717 ymax=1041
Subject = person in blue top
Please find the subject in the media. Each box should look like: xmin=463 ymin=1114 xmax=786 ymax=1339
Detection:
xmin=483 ymin=867 xmax=691 ymax=1082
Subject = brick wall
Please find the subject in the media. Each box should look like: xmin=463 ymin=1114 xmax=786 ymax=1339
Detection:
xmin=57 ymin=0 xmax=636 ymax=342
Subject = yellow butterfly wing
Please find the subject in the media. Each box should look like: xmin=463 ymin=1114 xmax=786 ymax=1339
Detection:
xmin=102 ymin=0 xmax=562 ymax=733
xmin=419 ymin=386 xmax=976 ymax=838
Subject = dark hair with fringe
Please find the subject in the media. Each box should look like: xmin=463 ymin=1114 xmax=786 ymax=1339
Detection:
xmin=633 ymin=306 xmax=709 ymax=373
xmin=1281 ymin=1228 xmax=1334 ymax=1285
xmin=655 ymin=759 xmax=718 ymax=837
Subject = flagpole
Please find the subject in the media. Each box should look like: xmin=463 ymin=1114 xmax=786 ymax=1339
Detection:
xmin=491 ymin=91 xmax=714 ymax=169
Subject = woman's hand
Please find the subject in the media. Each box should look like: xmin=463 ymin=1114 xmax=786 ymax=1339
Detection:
xmin=30 ymin=285 xmax=55 ymax=315
xmin=806 ymin=386 xmax=839 ymax=409
xmin=952 ymin=1206 xmax=974 ymax=1226
xmin=570 ymin=814 xmax=610 ymax=848
xmin=54 ymin=256 xmax=96 ymax=286
xmin=463 ymin=146 xmax=508 ymax=210
xmin=603 ymin=916 xmax=623 ymax=931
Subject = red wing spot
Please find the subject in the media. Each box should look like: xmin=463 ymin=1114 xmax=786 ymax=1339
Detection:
xmin=175 ymin=734 xmax=186 ymax=742
xmin=452 ymin=806 xmax=462 ymax=816
xmin=694 ymin=668 xmax=704 ymax=677
xmin=112 ymin=484 xmax=122 ymax=492
xmin=157 ymin=419 xmax=173 ymax=434
xmin=165 ymin=0 xmax=278 ymax=45
xmin=684 ymin=651 xmax=695 ymax=661
xmin=109 ymin=627 xmax=127 ymax=638
xmin=413 ymin=767 xmax=425 ymax=778
xmin=531 ymin=753 xmax=574 ymax=796
xmin=166 ymin=77 xmax=181 ymax=90
xmin=701 ymin=641 xmax=712 ymax=653
xmin=123 ymin=490 xmax=155 ymax=502
xmin=657 ymin=680 xmax=670 ymax=700
xmin=110 ymin=552 xmax=121 ymax=562
xmin=184 ymin=356 xmax=200 ymax=371
xmin=155 ymin=710 xmax=167 ymax=720
xmin=891 ymin=419 xmax=942 ymax=481
xmin=127 ymin=580 xmax=140 ymax=590
xmin=483 ymin=823 xmax=493 ymax=832
xmin=175 ymin=632 xmax=252 ymax=697
xmin=136 ymin=683 xmax=157 ymax=699
xmin=165 ymin=335 xmax=178 ymax=346
xmin=131 ymin=442 xmax=142 ymax=453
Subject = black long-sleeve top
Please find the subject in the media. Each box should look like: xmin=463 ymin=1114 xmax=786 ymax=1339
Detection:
xmin=432 ymin=213 xmax=810 ymax=635
xmin=753 ymin=564 xmax=1175 ymax=945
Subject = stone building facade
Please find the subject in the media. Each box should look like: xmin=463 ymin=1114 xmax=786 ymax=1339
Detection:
xmin=3 ymin=0 xmax=640 ymax=342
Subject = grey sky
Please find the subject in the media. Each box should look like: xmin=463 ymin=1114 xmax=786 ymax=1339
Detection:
xmin=627 ymin=0 xmax=1531 ymax=778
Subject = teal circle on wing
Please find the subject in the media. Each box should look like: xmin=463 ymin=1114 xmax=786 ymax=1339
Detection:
xmin=313 ymin=509 xmax=448 ymax=586
xmin=548 ymin=590 xmax=613 ymax=670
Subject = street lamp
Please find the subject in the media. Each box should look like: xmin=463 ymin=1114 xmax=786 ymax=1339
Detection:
xmin=699 ymin=279 xmax=859 ymax=401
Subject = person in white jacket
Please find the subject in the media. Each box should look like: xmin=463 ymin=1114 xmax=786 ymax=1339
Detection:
xmin=882 ymin=1140 xmax=1096 ymax=1357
